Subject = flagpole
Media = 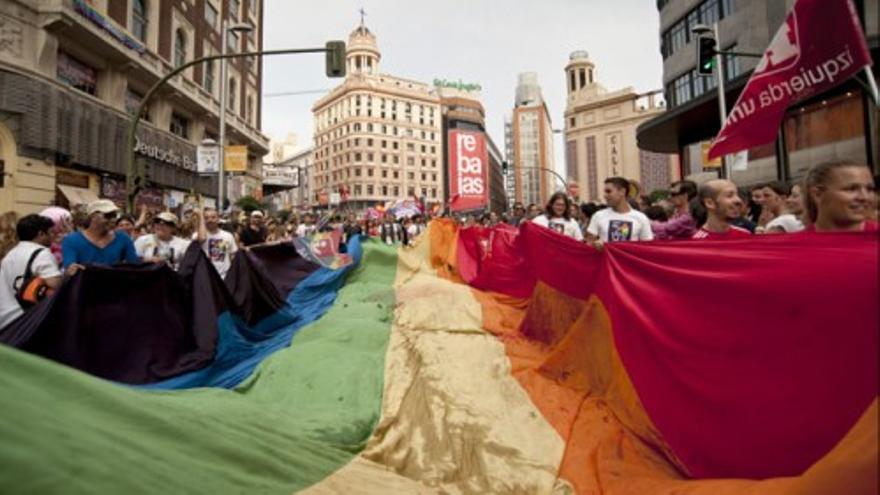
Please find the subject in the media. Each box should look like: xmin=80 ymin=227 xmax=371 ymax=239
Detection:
xmin=863 ymin=68 xmax=879 ymax=107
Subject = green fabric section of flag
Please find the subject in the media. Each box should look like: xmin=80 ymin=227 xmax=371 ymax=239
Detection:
xmin=0 ymin=240 xmax=398 ymax=495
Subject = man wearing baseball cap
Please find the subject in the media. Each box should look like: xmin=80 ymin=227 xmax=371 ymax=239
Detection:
xmin=239 ymin=210 xmax=267 ymax=247
xmin=61 ymin=199 xmax=140 ymax=273
xmin=134 ymin=211 xmax=191 ymax=270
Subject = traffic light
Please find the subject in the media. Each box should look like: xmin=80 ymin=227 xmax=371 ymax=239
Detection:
xmin=325 ymin=41 xmax=346 ymax=78
xmin=696 ymin=36 xmax=716 ymax=76
xmin=501 ymin=161 xmax=509 ymax=175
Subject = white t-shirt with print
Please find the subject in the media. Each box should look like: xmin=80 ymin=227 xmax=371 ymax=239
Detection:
xmin=587 ymin=208 xmax=654 ymax=242
xmin=296 ymin=224 xmax=317 ymax=238
xmin=197 ymin=229 xmax=238 ymax=279
xmin=135 ymin=234 xmax=191 ymax=270
xmin=532 ymin=215 xmax=584 ymax=241
xmin=0 ymin=241 xmax=61 ymax=330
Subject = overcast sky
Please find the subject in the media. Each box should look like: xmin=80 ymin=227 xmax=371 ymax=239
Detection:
xmin=261 ymin=0 xmax=664 ymax=163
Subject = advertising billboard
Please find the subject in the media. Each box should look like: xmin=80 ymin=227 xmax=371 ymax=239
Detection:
xmin=448 ymin=130 xmax=488 ymax=212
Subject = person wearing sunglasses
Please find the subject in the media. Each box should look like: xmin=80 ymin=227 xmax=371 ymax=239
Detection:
xmin=61 ymin=199 xmax=140 ymax=275
xmin=134 ymin=212 xmax=191 ymax=270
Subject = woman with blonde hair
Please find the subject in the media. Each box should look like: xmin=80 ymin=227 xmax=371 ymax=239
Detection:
xmin=804 ymin=160 xmax=876 ymax=232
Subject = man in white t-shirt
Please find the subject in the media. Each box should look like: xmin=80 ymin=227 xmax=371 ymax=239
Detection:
xmin=587 ymin=177 xmax=654 ymax=245
xmin=0 ymin=214 xmax=63 ymax=330
xmin=296 ymin=213 xmax=317 ymax=238
xmin=134 ymin=212 xmax=191 ymax=270
xmin=194 ymin=207 xmax=238 ymax=279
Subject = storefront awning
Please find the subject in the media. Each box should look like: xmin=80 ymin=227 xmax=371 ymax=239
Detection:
xmin=57 ymin=185 xmax=99 ymax=206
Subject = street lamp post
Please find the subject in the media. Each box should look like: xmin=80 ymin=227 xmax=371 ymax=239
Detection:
xmin=218 ymin=21 xmax=253 ymax=213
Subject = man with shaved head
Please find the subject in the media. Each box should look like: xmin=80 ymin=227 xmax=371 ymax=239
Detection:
xmin=691 ymin=179 xmax=752 ymax=240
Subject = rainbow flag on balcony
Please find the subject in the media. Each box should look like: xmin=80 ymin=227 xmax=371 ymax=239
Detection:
xmin=0 ymin=220 xmax=876 ymax=494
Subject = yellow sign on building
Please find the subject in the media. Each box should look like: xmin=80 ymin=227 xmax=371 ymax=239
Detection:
xmin=224 ymin=145 xmax=248 ymax=172
xmin=702 ymin=141 xmax=722 ymax=169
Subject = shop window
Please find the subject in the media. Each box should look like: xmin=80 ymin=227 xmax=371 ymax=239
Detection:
xmin=784 ymin=92 xmax=867 ymax=180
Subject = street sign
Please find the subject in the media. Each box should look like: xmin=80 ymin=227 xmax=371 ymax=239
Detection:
xmin=197 ymin=144 xmax=220 ymax=174
xmin=329 ymin=192 xmax=341 ymax=206
xmin=224 ymin=145 xmax=248 ymax=172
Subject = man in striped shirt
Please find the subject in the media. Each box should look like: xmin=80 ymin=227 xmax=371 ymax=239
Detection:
xmin=692 ymin=180 xmax=752 ymax=240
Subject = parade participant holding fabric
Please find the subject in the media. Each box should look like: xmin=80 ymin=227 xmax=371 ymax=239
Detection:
xmin=587 ymin=177 xmax=653 ymax=244
xmin=194 ymin=207 xmax=238 ymax=279
xmin=533 ymin=192 xmax=583 ymax=241
xmin=652 ymin=180 xmax=698 ymax=240
xmin=39 ymin=207 xmax=73 ymax=266
xmin=62 ymin=200 xmax=138 ymax=272
xmin=295 ymin=213 xmax=317 ymax=238
xmin=240 ymin=211 xmax=268 ymax=247
xmin=762 ymin=182 xmax=805 ymax=233
xmin=805 ymin=161 xmax=877 ymax=233
xmin=691 ymin=180 xmax=752 ymax=240
xmin=0 ymin=215 xmax=63 ymax=330
xmin=135 ymin=212 xmax=190 ymax=270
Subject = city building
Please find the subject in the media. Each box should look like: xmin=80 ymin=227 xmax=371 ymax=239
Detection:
xmin=437 ymin=83 xmax=505 ymax=213
xmin=511 ymin=72 xmax=557 ymax=207
xmin=311 ymin=21 xmax=444 ymax=212
xmin=263 ymin=146 xmax=313 ymax=213
xmin=503 ymin=115 xmax=516 ymax=209
xmin=0 ymin=0 xmax=269 ymax=216
xmin=638 ymin=0 xmax=879 ymax=185
xmin=563 ymin=51 xmax=678 ymax=202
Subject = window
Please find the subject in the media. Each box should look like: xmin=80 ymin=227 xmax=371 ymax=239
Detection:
xmin=229 ymin=0 xmax=240 ymax=19
xmin=227 ymin=32 xmax=239 ymax=52
xmin=228 ymin=78 xmax=237 ymax=110
xmin=124 ymin=88 xmax=149 ymax=120
xmin=355 ymin=168 xmax=362 ymax=176
xmin=407 ymin=157 xmax=414 ymax=166
xmin=382 ymin=170 xmax=388 ymax=178
xmin=205 ymin=2 xmax=218 ymax=29
xmin=367 ymin=185 xmax=374 ymax=195
xmin=170 ymin=113 xmax=189 ymax=139
xmin=368 ymin=169 xmax=374 ymax=177
xmin=246 ymin=96 xmax=254 ymax=125
xmin=672 ymin=73 xmax=692 ymax=107
xmin=393 ymin=171 xmax=399 ymax=179
xmin=407 ymin=172 xmax=415 ymax=180
xmin=57 ymin=51 xmax=97 ymax=95
xmin=204 ymin=59 xmax=215 ymax=93
xmin=579 ymin=68 xmax=586 ymax=88
xmin=394 ymin=186 xmax=400 ymax=196
xmin=724 ymin=44 xmax=742 ymax=80
xmin=248 ymin=0 xmax=256 ymax=15
xmin=132 ymin=0 xmax=148 ymax=42
xmin=382 ymin=185 xmax=388 ymax=196
xmin=174 ymin=29 xmax=187 ymax=67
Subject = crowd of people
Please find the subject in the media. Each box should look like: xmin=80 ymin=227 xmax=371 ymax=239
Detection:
xmin=0 ymin=159 xmax=876 ymax=332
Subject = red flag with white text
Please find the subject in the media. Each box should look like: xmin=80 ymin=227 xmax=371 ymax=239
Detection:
xmin=708 ymin=0 xmax=872 ymax=159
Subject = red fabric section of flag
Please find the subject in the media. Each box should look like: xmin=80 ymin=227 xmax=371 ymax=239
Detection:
xmin=707 ymin=0 xmax=872 ymax=159
xmin=458 ymin=221 xmax=879 ymax=479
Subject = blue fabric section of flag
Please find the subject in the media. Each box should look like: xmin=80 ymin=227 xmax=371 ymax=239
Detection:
xmin=140 ymin=236 xmax=364 ymax=390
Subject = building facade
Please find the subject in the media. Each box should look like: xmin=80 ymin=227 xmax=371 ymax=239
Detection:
xmin=502 ymin=115 xmax=516 ymax=209
xmin=638 ymin=0 xmax=879 ymax=185
xmin=563 ymin=51 xmax=677 ymax=202
xmin=511 ymin=72 xmax=556 ymax=207
xmin=437 ymin=85 xmax=505 ymax=213
xmin=263 ymin=146 xmax=313 ymax=213
xmin=0 ymin=0 xmax=269 ymax=216
xmin=311 ymin=22 xmax=444 ymax=212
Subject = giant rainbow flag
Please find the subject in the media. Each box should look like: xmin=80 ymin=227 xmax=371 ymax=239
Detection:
xmin=0 ymin=220 xmax=877 ymax=494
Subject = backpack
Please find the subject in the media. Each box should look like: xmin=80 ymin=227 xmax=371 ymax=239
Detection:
xmin=13 ymin=248 xmax=54 ymax=308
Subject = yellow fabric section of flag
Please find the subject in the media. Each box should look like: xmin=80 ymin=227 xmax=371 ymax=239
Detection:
xmin=301 ymin=233 xmax=570 ymax=493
